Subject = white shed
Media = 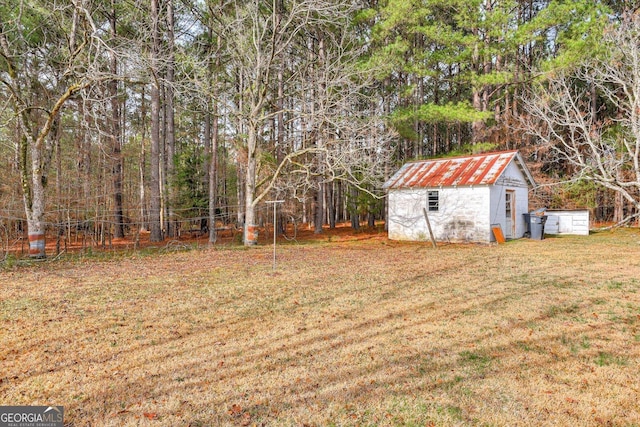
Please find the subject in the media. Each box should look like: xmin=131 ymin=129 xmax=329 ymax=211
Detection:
xmin=383 ymin=150 xmax=535 ymax=243
xmin=544 ymin=210 xmax=590 ymax=236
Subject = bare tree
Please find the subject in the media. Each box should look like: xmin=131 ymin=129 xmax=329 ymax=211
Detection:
xmin=210 ymin=0 xmax=395 ymax=245
xmin=0 ymin=1 xmax=113 ymax=257
xmin=216 ymin=0 xmax=345 ymax=245
xmin=108 ymin=1 xmax=125 ymax=239
xmin=521 ymin=16 xmax=640 ymax=224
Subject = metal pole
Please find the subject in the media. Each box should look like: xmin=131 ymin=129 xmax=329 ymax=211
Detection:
xmin=266 ymin=200 xmax=285 ymax=270
xmin=272 ymin=202 xmax=276 ymax=269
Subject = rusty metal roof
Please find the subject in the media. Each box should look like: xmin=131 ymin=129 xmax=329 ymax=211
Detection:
xmin=383 ymin=150 xmax=535 ymax=189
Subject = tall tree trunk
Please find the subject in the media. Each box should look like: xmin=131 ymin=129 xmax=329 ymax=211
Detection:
xmin=275 ymin=53 xmax=286 ymax=235
xmin=165 ymin=0 xmax=176 ymax=237
xmin=208 ymin=31 xmax=220 ymax=244
xmin=471 ymin=21 xmax=486 ymax=144
xmin=314 ymin=184 xmax=324 ymax=233
xmin=110 ymin=4 xmax=125 ymax=238
xmin=244 ymin=125 xmax=258 ymax=245
xmin=79 ymin=103 xmax=92 ymax=204
xmin=55 ymin=118 xmax=63 ymax=255
xmin=139 ymin=85 xmax=148 ymax=232
xmin=472 ymin=90 xmax=485 ymax=144
xmin=313 ymin=33 xmax=325 ymax=234
xmin=277 ymin=58 xmax=285 ymax=164
xmin=23 ymin=116 xmax=60 ymax=258
xmin=327 ymin=181 xmax=336 ymax=229
xmin=368 ymin=211 xmax=375 ymax=228
xmin=349 ymin=185 xmax=360 ymax=231
xmin=208 ymin=101 xmax=219 ymax=244
xmin=149 ymin=0 xmax=163 ymax=242
xmin=160 ymin=83 xmax=167 ymax=236
xmin=204 ymin=100 xmax=212 ymax=238
xmin=236 ymin=71 xmax=245 ymax=227
xmin=204 ymin=102 xmax=211 ymax=191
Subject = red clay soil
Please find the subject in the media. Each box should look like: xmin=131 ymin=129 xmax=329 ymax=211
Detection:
xmin=6 ymin=223 xmax=388 ymax=258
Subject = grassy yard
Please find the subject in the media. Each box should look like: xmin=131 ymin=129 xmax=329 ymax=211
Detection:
xmin=1 ymin=229 xmax=639 ymax=426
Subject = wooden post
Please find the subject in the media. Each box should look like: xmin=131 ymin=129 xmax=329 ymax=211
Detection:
xmin=422 ymin=208 xmax=438 ymax=249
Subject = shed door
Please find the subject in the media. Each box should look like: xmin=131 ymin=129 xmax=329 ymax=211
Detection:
xmin=505 ymin=190 xmax=515 ymax=238
xmin=558 ymin=215 xmax=572 ymax=234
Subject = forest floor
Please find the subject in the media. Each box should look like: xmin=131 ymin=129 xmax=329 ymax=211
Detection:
xmin=3 ymin=222 xmax=389 ymax=260
xmin=1 ymin=227 xmax=640 ymax=426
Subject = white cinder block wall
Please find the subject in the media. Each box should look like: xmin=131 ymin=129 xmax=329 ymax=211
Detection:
xmin=388 ymin=187 xmax=492 ymax=242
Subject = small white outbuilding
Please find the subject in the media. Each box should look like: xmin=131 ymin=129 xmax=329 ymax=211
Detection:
xmin=383 ymin=150 xmax=536 ymax=243
xmin=544 ymin=210 xmax=590 ymax=236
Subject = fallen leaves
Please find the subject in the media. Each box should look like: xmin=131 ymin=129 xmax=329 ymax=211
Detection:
xmin=143 ymin=412 xmax=157 ymax=420
xmin=228 ymin=404 xmax=242 ymax=416
xmin=228 ymin=404 xmax=251 ymax=426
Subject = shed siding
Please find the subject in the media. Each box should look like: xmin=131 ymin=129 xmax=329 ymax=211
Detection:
xmin=496 ymin=161 xmax=530 ymax=189
xmin=544 ymin=210 xmax=590 ymax=235
xmin=388 ymin=186 xmax=491 ymax=242
xmin=489 ymin=161 xmax=531 ymax=239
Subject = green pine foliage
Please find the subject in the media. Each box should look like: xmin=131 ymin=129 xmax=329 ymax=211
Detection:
xmin=364 ymin=0 xmax=609 ymax=159
xmin=173 ymin=146 xmax=208 ymax=216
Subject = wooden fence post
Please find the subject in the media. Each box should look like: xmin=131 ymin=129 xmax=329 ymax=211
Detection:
xmin=422 ymin=208 xmax=438 ymax=249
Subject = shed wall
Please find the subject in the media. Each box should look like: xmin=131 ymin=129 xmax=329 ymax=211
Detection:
xmin=496 ymin=161 xmax=530 ymax=189
xmin=387 ymin=187 xmax=491 ymax=242
xmin=490 ymin=161 xmax=531 ymax=239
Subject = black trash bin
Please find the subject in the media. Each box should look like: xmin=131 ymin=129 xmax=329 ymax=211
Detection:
xmin=529 ymin=214 xmax=547 ymax=240
xmin=523 ymin=213 xmax=531 ymax=237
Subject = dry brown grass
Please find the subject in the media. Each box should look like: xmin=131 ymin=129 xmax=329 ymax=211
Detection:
xmin=1 ymin=228 xmax=640 ymax=426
